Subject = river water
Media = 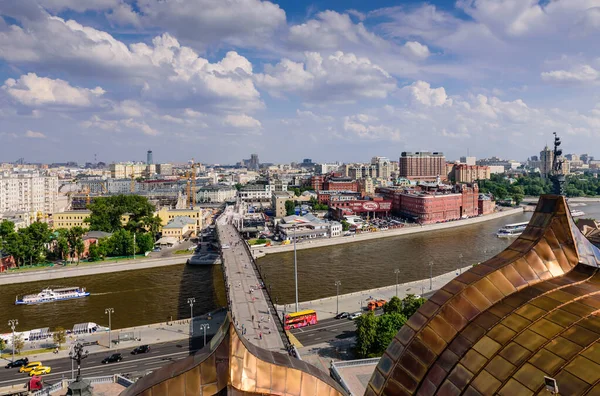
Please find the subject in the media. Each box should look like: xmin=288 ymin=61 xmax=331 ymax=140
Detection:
xmin=0 ymin=265 xmax=226 ymax=333
xmin=258 ymin=202 xmax=600 ymax=304
xmin=2 ymin=202 xmax=598 ymax=333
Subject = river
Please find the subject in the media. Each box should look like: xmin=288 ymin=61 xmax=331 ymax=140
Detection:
xmin=257 ymin=202 xmax=600 ymax=304
xmin=0 ymin=264 xmax=226 ymax=333
xmin=2 ymin=202 xmax=598 ymax=333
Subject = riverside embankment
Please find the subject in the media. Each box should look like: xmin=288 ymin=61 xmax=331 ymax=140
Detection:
xmin=253 ymin=207 xmax=523 ymax=257
xmin=0 ymin=254 xmax=193 ymax=286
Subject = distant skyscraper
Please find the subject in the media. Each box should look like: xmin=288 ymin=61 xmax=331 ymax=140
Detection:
xmin=399 ymin=151 xmax=445 ymax=181
xmin=147 ymin=150 xmax=153 ymax=165
xmin=249 ymin=154 xmax=259 ymax=170
xmin=540 ymin=146 xmax=553 ymax=179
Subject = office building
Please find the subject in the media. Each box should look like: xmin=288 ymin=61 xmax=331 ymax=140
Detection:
xmin=271 ymin=191 xmax=296 ymax=218
xmin=540 ymin=145 xmax=553 ymax=179
xmin=0 ymin=171 xmax=58 ymax=215
xmin=109 ymin=163 xmax=147 ymax=179
xmin=156 ymin=163 xmax=173 ymax=176
xmin=371 ymin=156 xmax=393 ymax=179
xmin=197 ymin=185 xmax=237 ymax=203
xmin=249 ymin=154 xmax=259 ymax=171
xmin=399 ymin=151 xmax=446 ymax=182
xmin=459 ymin=156 xmax=476 ymax=166
xmin=147 ymin=150 xmax=153 ymax=165
xmin=450 ymin=164 xmax=491 ymax=183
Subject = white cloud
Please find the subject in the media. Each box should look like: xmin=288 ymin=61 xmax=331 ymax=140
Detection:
xmin=343 ymin=114 xmax=401 ymax=140
xmin=401 ymin=41 xmax=431 ymax=60
xmin=38 ymin=0 xmax=121 ymax=12
xmin=2 ymin=73 xmax=105 ymax=107
xmin=541 ymin=65 xmax=599 ymax=84
xmin=25 ymin=130 xmax=46 ymax=138
xmin=128 ymin=0 xmax=286 ymax=48
xmin=224 ymin=114 xmax=262 ymax=128
xmin=81 ymin=115 xmax=159 ymax=135
xmin=183 ymin=108 xmax=207 ymax=118
xmin=256 ymin=51 xmax=396 ymax=102
xmin=402 ymin=81 xmax=451 ymax=107
xmin=296 ymin=109 xmax=334 ymax=122
xmin=105 ymin=3 xmax=142 ymax=27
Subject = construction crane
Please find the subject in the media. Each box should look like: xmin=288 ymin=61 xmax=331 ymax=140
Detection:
xmin=82 ymin=185 xmax=91 ymax=206
xmin=190 ymin=159 xmax=196 ymax=209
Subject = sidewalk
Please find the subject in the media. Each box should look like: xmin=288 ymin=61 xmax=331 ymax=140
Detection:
xmin=275 ymin=265 xmax=473 ymax=320
xmin=0 ymin=309 xmax=226 ymax=364
xmin=218 ymin=209 xmax=286 ymax=352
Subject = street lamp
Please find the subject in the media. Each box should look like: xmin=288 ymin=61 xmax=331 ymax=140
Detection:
xmin=105 ymin=308 xmax=114 ymax=348
xmin=293 ymin=224 xmax=299 ymax=312
xmin=187 ymin=297 xmax=195 ymax=320
xmin=200 ymin=323 xmax=210 ymax=347
xmin=68 ymin=343 xmax=89 ymax=381
xmin=335 ymin=281 xmax=341 ymax=315
xmin=428 ymin=261 xmax=434 ymax=290
xmin=394 ymin=269 xmax=400 ymax=297
xmin=459 ymin=253 xmax=463 ymax=274
xmin=8 ymin=319 xmax=17 ymax=362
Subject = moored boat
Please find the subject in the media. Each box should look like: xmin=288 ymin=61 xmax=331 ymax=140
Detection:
xmin=15 ymin=287 xmax=90 ymax=305
xmin=570 ymin=210 xmax=585 ymax=217
xmin=496 ymin=221 xmax=529 ymax=238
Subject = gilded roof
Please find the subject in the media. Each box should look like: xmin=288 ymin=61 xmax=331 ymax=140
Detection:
xmin=367 ymin=195 xmax=600 ymax=395
xmin=121 ymin=313 xmax=347 ymax=396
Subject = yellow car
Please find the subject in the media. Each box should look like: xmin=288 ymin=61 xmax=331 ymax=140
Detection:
xmin=19 ymin=362 xmax=42 ymax=373
xmin=29 ymin=366 xmax=51 ymax=376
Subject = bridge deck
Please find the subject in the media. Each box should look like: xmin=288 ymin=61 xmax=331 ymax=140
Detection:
xmin=218 ymin=208 xmax=286 ymax=352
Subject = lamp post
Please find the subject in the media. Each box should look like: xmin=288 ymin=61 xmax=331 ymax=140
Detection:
xmin=105 ymin=308 xmax=114 ymax=348
xmin=394 ymin=269 xmax=400 ymax=297
xmin=187 ymin=297 xmax=195 ymax=320
xmin=335 ymin=281 xmax=341 ymax=315
xmin=293 ymin=224 xmax=299 ymax=312
xmin=459 ymin=253 xmax=463 ymax=274
xmin=8 ymin=319 xmax=17 ymax=362
xmin=429 ymin=261 xmax=434 ymax=290
xmin=200 ymin=323 xmax=210 ymax=347
xmin=133 ymin=232 xmax=136 ymax=260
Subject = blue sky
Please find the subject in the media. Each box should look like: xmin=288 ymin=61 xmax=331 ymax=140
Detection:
xmin=1 ymin=0 xmax=600 ymax=164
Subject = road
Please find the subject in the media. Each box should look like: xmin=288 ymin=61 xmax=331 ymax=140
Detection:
xmin=0 ymin=336 xmax=210 ymax=389
xmin=291 ymin=316 xmax=358 ymax=347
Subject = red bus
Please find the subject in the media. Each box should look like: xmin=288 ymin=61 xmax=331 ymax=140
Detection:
xmin=284 ymin=310 xmax=318 ymax=330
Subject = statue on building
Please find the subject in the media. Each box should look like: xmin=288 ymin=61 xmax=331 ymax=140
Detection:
xmin=551 ymin=132 xmax=566 ymax=196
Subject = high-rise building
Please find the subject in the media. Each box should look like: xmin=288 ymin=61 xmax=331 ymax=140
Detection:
xmin=147 ymin=150 xmax=153 ymax=165
xmin=156 ymin=163 xmax=173 ymax=176
xmin=249 ymin=154 xmax=259 ymax=171
xmin=459 ymin=156 xmax=476 ymax=166
xmin=371 ymin=156 xmax=392 ymax=179
xmin=540 ymin=146 xmax=553 ymax=179
xmin=399 ymin=151 xmax=446 ymax=181
xmin=0 ymin=171 xmax=58 ymax=215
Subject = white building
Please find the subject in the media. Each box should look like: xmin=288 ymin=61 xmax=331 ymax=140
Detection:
xmin=460 ymin=156 xmax=476 ymax=166
xmin=0 ymin=171 xmax=58 ymax=215
xmin=197 ymin=185 xmax=237 ymax=203
xmin=237 ymin=181 xmax=288 ymax=202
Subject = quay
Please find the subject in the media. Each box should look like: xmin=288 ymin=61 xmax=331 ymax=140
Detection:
xmin=217 ymin=206 xmax=287 ymax=352
xmin=276 ymin=265 xmax=473 ymax=322
xmin=252 ymin=207 xmax=523 ymax=257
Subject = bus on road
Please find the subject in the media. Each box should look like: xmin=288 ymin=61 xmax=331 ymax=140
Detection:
xmin=284 ymin=310 xmax=318 ymax=330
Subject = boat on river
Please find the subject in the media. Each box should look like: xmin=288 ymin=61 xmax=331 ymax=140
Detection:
xmin=15 ymin=287 xmax=90 ymax=305
xmin=496 ymin=222 xmax=529 ymax=238
xmin=571 ymin=210 xmax=585 ymax=217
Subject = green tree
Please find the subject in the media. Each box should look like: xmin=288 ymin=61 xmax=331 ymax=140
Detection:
xmin=143 ymin=215 xmax=163 ymax=241
xmin=401 ymin=294 xmax=426 ymax=319
xmin=285 ymin=200 xmax=296 ymax=216
xmin=88 ymin=242 xmax=100 ymax=261
xmin=341 ymin=220 xmax=350 ymax=231
xmin=13 ymin=334 xmax=24 ymax=354
xmin=66 ymin=227 xmax=86 ymax=264
xmin=136 ymin=232 xmax=154 ymax=254
xmin=0 ymin=337 xmax=5 ymax=357
xmin=52 ymin=327 xmax=66 ymax=348
xmin=25 ymin=222 xmax=52 ymax=263
xmin=75 ymin=239 xmax=85 ymax=263
xmin=55 ymin=233 xmax=69 ymax=261
xmin=234 ymin=183 xmax=243 ymax=191
xmin=108 ymin=229 xmax=134 ymax=256
xmin=86 ymin=195 xmax=155 ymax=232
xmin=355 ymin=311 xmax=378 ymax=358
xmin=374 ymin=313 xmax=407 ymax=355
xmin=383 ymin=296 xmax=403 ymax=315
xmin=0 ymin=220 xmax=15 ymax=239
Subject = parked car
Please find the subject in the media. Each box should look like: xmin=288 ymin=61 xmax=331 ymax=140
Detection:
xmin=152 ymin=247 xmax=161 ymax=252
xmin=29 ymin=366 xmax=51 ymax=376
xmin=101 ymin=353 xmax=123 ymax=364
xmin=131 ymin=345 xmax=151 ymax=355
xmin=335 ymin=312 xmax=349 ymax=319
xmin=5 ymin=358 xmax=28 ymax=369
xmin=19 ymin=362 xmax=42 ymax=373
xmin=348 ymin=312 xmax=362 ymax=320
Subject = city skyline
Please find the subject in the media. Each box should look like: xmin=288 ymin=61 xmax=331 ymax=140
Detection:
xmin=1 ymin=0 xmax=600 ymax=163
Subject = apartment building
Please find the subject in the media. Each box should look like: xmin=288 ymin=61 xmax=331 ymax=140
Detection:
xmin=399 ymin=152 xmax=446 ymax=182
xmin=0 ymin=171 xmax=58 ymax=215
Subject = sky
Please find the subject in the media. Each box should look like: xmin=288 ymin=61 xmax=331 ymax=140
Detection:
xmin=1 ymin=0 xmax=600 ymax=164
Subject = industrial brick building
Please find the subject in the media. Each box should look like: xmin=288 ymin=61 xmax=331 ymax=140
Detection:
xmin=399 ymin=151 xmax=446 ymax=182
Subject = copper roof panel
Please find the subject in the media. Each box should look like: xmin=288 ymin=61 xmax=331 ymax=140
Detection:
xmin=513 ymin=363 xmax=547 ymax=391
xmin=551 ymin=370 xmax=590 ymax=396
xmin=427 ymin=315 xmax=457 ymax=343
xmin=438 ymin=303 xmax=469 ymax=332
xmin=407 ymin=338 xmax=438 ymax=366
xmin=462 ymin=286 xmax=492 ymax=312
xmin=471 ymin=370 xmax=501 ymax=394
xmin=460 ymin=349 xmax=487 ymax=373
xmin=472 ymin=277 xmax=505 ymax=303
xmin=562 ymin=325 xmax=600 ymax=347
xmin=528 ymin=348 xmax=565 ymax=374
xmin=513 ymin=304 xmax=546 ymax=321
xmin=484 ymin=355 xmax=515 ymax=382
xmin=399 ymin=351 xmax=427 ymax=381
xmin=448 ymin=334 xmax=473 ymax=357
xmin=528 ymin=318 xmax=564 ymax=339
xmin=581 ymin=341 xmax=600 ymax=364
xmin=497 ymin=379 xmax=534 ymax=396
xmin=514 ymin=329 xmax=547 ymax=352
xmin=448 ymin=294 xmax=480 ymax=321
xmin=472 ymin=336 xmax=502 ymax=359
xmin=486 ymin=271 xmax=518 ymax=296
xmin=390 ymin=366 xmax=418 ymax=393
xmin=499 ymin=342 xmax=530 ymax=366
xmin=447 ymin=364 xmax=473 ymax=389
xmin=545 ymin=336 xmax=583 ymax=360
xmin=487 ymin=324 xmax=517 ymax=344
xmin=564 ymin=355 xmax=600 ymax=384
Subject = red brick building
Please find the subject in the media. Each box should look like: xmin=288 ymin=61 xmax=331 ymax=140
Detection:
xmin=399 ymin=151 xmax=446 ymax=182
xmin=317 ymin=190 xmax=361 ymax=204
xmin=478 ymin=196 xmax=495 ymax=216
xmin=311 ymin=175 xmax=325 ymax=191
xmin=323 ymin=177 xmax=358 ymax=192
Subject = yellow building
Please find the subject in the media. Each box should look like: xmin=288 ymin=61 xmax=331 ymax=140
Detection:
xmin=52 ymin=210 xmax=91 ymax=229
xmin=161 ymin=217 xmax=196 ymax=241
xmin=52 ymin=211 xmax=131 ymax=230
xmin=156 ymin=208 xmax=203 ymax=235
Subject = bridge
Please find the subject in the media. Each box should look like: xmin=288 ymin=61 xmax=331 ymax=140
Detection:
xmin=217 ymin=204 xmax=289 ymax=353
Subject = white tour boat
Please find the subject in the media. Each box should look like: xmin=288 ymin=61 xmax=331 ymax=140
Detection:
xmin=15 ymin=287 xmax=90 ymax=305
xmin=570 ymin=210 xmax=585 ymax=217
xmin=496 ymin=222 xmax=529 ymax=238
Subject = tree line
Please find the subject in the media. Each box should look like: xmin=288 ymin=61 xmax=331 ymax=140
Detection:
xmin=0 ymin=195 xmax=161 ymax=266
xmin=355 ymin=295 xmax=426 ymax=358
